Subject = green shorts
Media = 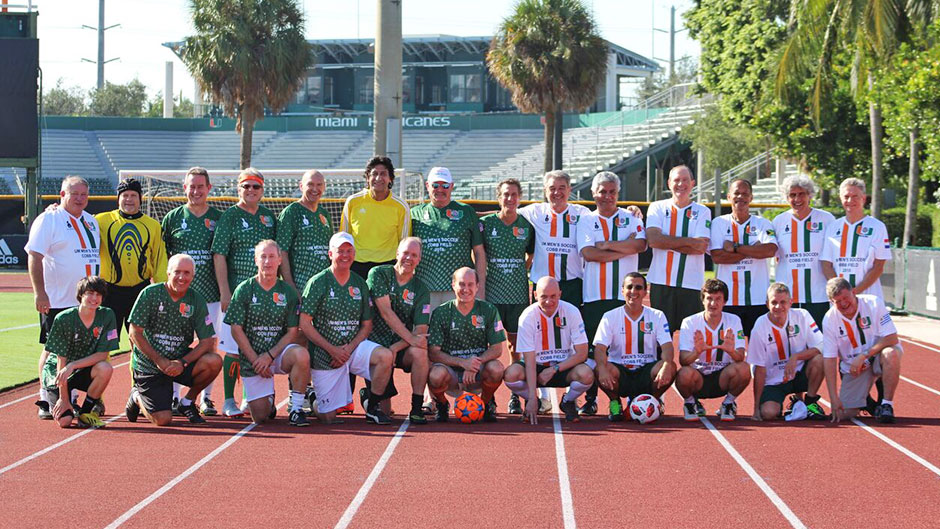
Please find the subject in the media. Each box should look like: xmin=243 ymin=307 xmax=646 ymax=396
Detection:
xmin=493 ymin=303 xmax=527 ymax=334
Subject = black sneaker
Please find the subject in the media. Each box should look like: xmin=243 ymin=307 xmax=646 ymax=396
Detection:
xmin=408 ymin=408 xmax=428 ymax=425
xmin=878 ymin=403 xmax=896 ymax=424
xmin=578 ymin=398 xmax=598 ymax=416
xmin=435 ymin=400 xmax=450 ymax=423
xmin=125 ymin=391 xmax=141 ymax=423
xmin=302 ymin=388 xmax=316 ymax=414
xmin=865 ymin=395 xmax=880 ymax=417
xmin=365 ymin=406 xmax=392 ymax=425
xmin=171 ymin=397 xmax=183 ymax=416
xmin=693 ymin=399 xmax=706 ymax=417
xmin=35 ymin=400 xmax=53 ymax=420
xmin=608 ymin=399 xmax=625 ymax=422
xmin=508 ymin=394 xmax=523 ymax=415
xmin=559 ymin=396 xmax=580 ymax=422
xmin=359 ymin=387 xmax=369 ymax=414
xmin=483 ymin=399 xmax=498 ymax=422
xmin=289 ymin=409 xmax=311 ymax=427
xmin=179 ymin=402 xmax=207 ymax=424
xmin=91 ymin=400 xmax=106 ymax=416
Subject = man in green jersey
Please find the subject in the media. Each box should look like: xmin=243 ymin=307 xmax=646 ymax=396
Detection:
xmin=367 ymin=237 xmax=432 ymax=424
xmin=427 ymin=267 xmax=507 ymax=422
xmin=212 ymin=168 xmax=277 ymax=417
xmin=277 ymin=169 xmax=333 ymax=291
xmin=226 ymin=240 xmax=311 ymax=426
xmin=300 ymin=232 xmax=395 ymax=425
xmin=43 ymin=276 xmax=117 ymax=429
xmin=162 ymin=166 xmax=222 ymax=416
xmin=125 ymin=254 xmax=222 ymax=426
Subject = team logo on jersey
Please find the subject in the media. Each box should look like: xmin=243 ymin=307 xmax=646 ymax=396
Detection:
xmin=744 ymin=225 xmax=758 ymax=236
xmin=329 ymin=288 xmax=335 ymax=298
xmin=348 ymin=286 xmax=362 ymax=300
xmin=205 ymin=218 xmax=216 ymax=230
xmin=512 ymin=226 xmax=527 ymax=239
xmin=855 ymin=224 xmax=874 ymax=237
xmin=554 ymin=316 xmax=567 ymax=328
xmin=251 ymin=293 xmax=258 ymax=304
xmin=838 ymin=325 xmax=847 ymax=337
xmin=638 ymin=320 xmax=653 ymax=334
xmin=179 ymin=303 xmax=193 ymax=317
xmin=686 ymin=209 xmax=698 ymax=220
xmin=302 ymin=215 xmax=310 ymax=226
xmin=471 ymin=315 xmax=485 ymax=329
xmin=273 ymin=292 xmax=287 ymax=306
xmin=319 ymin=214 xmax=329 ymax=226
xmin=83 ymin=218 xmax=97 ymax=232
xmin=241 ymin=218 xmax=250 ymax=230
xmin=787 ymin=324 xmax=800 ymax=337
xmin=614 ymin=215 xmax=628 ymax=228
xmin=93 ymin=326 xmax=102 ymax=338
xmin=402 ymin=288 xmax=415 ymax=305
xmin=857 ymin=316 xmax=872 ymax=329
xmin=158 ymin=302 xmax=165 ymax=313
xmin=260 ymin=215 xmax=273 ymax=227
xmin=180 ymin=218 xmax=189 ymax=231
xmin=807 ymin=221 xmax=823 ymax=232
xmin=423 ymin=210 xmax=431 ymax=221
xmin=566 ymin=213 xmax=579 ymax=224
xmin=446 ymin=209 xmax=462 ymax=221
xmin=491 ymin=227 xmax=499 ymax=237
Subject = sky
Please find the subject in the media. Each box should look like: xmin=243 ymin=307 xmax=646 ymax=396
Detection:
xmin=33 ymin=0 xmax=699 ymax=103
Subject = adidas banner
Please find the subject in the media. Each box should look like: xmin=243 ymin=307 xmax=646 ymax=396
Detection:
xmin=0 ymin=235 xmax=26 ymax=269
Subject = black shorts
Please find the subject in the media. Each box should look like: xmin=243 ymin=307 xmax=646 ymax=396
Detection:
xmin=649 ymin=284 xmax=700 ymax=336
xmin=47 ymin=366 xmax=95 ymax=396
xmin=39 ymin=307 xmax=67 ymax=344
xmin=133 ymin=361 xmax=198 ymax=413
xmin=759 ymin=365 xmax=810 ymax=405
xmin=582 ymin=299 xmax=623 ymax=357
xmin=350 ymin=260 xmax=395 ymax=282
xmin=512 ymin=361 xmax=573 ymax=388
xmin=792 ymin=301 xmax=829 ymax=328
xmin=493 ymin=303 xmax=527 ymax=334
xmin=104 ymin=281 xmax=148 ymax=339
xmin=614 ymin=361 xmax=658 ymax=398
xmin=724 ymin=304 xmax=769 ymax=338
xmin=559 ymin=278 xmax=583 ymax=307
xmin=695 ymin=369 xmax=727 ymax=400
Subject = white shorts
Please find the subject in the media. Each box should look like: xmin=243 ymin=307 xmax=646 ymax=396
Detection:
xmin=217 ymin=309 xmax=237 ymax=356
xmin=839 ymin=345 xmax=902 ymax=409
xmin=310 ymin=340 xmax=380 ymax=414
xmin=241 ymin=344 xmax=303 ymax=402
xmin=207 ymin=301 xmax=222 ymax=344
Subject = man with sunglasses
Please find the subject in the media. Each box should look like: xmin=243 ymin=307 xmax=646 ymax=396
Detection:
xmin=211 ymin=168 xmax=277 ymax=417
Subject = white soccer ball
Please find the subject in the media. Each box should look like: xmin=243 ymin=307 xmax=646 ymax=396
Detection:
xmin=629 ymin=394 xmax=661 ymax=424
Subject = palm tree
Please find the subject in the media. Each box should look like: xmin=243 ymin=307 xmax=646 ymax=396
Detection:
xmin=487 ymin=0 xmax=608 ymax=173
xmin=180 ymin=0 xmax=312 ymax=169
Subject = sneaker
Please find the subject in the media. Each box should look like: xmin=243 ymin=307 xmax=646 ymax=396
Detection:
xmin=720 ymin=402 xmax=737 ymax=421
xmin=302 ymin=388 xmax=316 ymax=414
xmin=359 ymin=387 xmax=369 ymax=414
xmin=578 ymin=398 xmax=598 ymax=416
xmin=483 ymin=399 xmax=498 ymax=422
xmin=865 ymin=395 xmax=880 ymax=417
xmin=91 ymin=400 xmax=106 ymax=416
xmin=336 ymin=402 xmax=355 ymax=415
xmin=36 ymin=400 xmax=53 ymax=420
xmin=268 ymin=395 xmax=277 ymax=420
xmin=805 ymin=401 xmax=828 ymax=420
xmin=171 ymin=397 xmax=183 ymax=416
xmin=422 ymin=400 xmax=436 ymax=415
xmin=77 ymin=411 xmax=106 ymax=429
xmin=878 ymin=403 xmax=896 ymax=424
xmin=538 ymin=398 xmax=552 ymax=414
xmin=683 ymin=402 xmax=699 ymax=421
xmin=239 ymin=399 xmax=251 ymax=416
xmin=693 ymin=399 xmax=706 ymax=417
xmin=435 ymin=400 xmax=450 ymax=423
xmin=222 ymin=398 xmax=244 ymax=417
xmin=608 ymin=399 xmax=625 ymax=422
xmin=365 ymin=406 xmax=392 ymax=425
xmin=507 ymin=394 xmax=523 ymax=415
xmin=200 ymin=398 xmax=218 ymax=416
xmin=408 ymin=408 xmax=428 ymax=425
xmin=289 ymin=409 xmax=311 ymax=427
xmin=658 ymin=397 xmax=666 ymax=416
xmin=125 ymin=391 xmax=141 ymax=423
xmin=179 ymin=402 xmax=207 ymax=424
xmin=559 ymin=396 xmax=580 ymax=422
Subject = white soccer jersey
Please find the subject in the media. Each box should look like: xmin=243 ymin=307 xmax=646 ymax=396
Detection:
xmin=822 ymin=295 xmax=898 ymax=374
xmin=773 ymin=209 xmax=836 ymax=304
xmin=710 ymin=214 xmax=776 ymax=306
xmin=519 ymin=202 xmax=591 ymax=283
xmin=578 ymin=208 xmax=646 ymax=303
xmin=645 ymin=199 xmax=712 ymax=290
xmin=593 ymin=305 xmax=671 ymax=369
xmin=24 ymin=207 xmax=101 ymax=309
xmin=820 ymin=215 xmax=892 ymax=298
xmin=748 ymin=308 xmax=823 ymax=386
xmin=516 ymin=300 xmax=588 ymax=365
xmin=679 ymin=311 xmax=746 ymax=375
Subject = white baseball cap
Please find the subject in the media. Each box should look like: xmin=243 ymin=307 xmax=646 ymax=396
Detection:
xmin=329 ymin=231 xmax=356 ymax=251
xmin=427 ymin=167 xmax=453 ymax=184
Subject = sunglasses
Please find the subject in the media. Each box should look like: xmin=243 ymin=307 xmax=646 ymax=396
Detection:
xmin=240 ymin=184 xmax=262 ymax=190
xmin=431 ymin=182 xmax=451 ymax=190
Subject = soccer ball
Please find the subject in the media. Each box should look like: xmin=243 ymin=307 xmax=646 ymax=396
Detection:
xmin=453 ymin=392 xmax=485 ymax=423
xmin=629 ymin=394 xmax=661 ymax=424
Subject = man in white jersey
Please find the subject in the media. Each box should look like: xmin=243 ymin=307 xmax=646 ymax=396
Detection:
xmin=504 ymin=277 xmax=594 ymax=424
xmin=645 ymin=165 xmax=712 ymax=334
xmin=677 ymin=279 xmax=749 ymax=421
xmin=822 ymin=277 xmax=901 ymax=424
xmin=593 ymin=272 xmax=675 ymax=421
xmin=748 ymin=283 xmax=826 ymax=421
xmin=26 ymin=176 xmax=101 ymax=420
xmin=772 ymin=174 xmax=835 ymax=327
xmin=710 ymin=178 xmax=777 ymax=336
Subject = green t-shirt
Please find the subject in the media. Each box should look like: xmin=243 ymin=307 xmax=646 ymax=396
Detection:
xmin=480 ymin=213 xmax=534 ymax=304
xmin=224 ymin=277 xmax=300 ymax=377
xmin=128 ymin=283 xmax=215 ymax=375
xmin=276 ymin=202 xmax=334 ymax=290
xmin=366 ymin=265 xmax=432 ymax=348
xmin=300 ymin=268 xmax=373 ymax=370
xmin=211 ymin=204 xmax=277 ymax=292
xmin=428 ymin=299 xmax=506 ymax=359
xmin=42 ymin=306 xmax=120 ymax=388
xmin=410 ymin=201 xmax=484 ymax=291
xmin=161 ymin=205 xmax=222 ymax=303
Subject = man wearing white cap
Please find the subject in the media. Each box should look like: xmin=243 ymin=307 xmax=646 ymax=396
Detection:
xmin=410 ymin=167 xmax=487 ymax=308
xmin=299 ymin=231 xmax=395 ymax=425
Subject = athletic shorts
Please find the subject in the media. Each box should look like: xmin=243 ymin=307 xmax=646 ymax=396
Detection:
xmin=512 ymin=361 xmax=574 ymax=388
xmin=559 ymin=278 xmax=583 ymax=307
xmin=613 ymin=361 xmax=658 ymax=398
xmin=242 ymin=344 xmax=303 ymax=402
xmin=582 ymin=299 xmax=624 ymax=357
xmin=351 ymin=260 xmax=395 ymax=282
xmin=649 ymin=284 xmax=701 ymax=335
xmin=105 ymin=281 xmax=149 ymax=339
xmin=44 ymin=366 xmax=95 ymax=397
xmin=695 ymin=369 xmax=727 ymax=400
xmin=207 ymin=301 xmax=222 ymax=341
xmin=310 ymin=340 xmax=381 ymax=414
xmin=133 ymin=361 xmax=198 ymax=413
xmin=724 ymin=304 xmax=768 ymax=338
xmin=39 ymin=307 xmax=68 ymax=344
xmin=793 ymin=301 xmax=830 ymax=328
xmin=759 ymin=365 xmax=810 ymax=405
xmin=432 ymin=362 xmax=484 ymax=394
xmin=216 ymin=310 xmax=237 ymax=356
xmin=493 ymin=303 xmax=527 ymax=334
xmin=839 ymin=354 xmax=897 ymax=410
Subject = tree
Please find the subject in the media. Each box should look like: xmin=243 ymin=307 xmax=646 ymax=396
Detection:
xmin=635 ymin=55 xmax=698 ymax=102
xmin=88 ymin=79 xmax=148 ymax=117
xmin=44 ymin=79 xmax=86 ymax=116
xmin=180 ymin=0 xmax=312 ymax=169
xmin=145 ymin=92 xmax=196 ymax=118
xmin=487 ymin=0 xmax=607 ymax=173
xmin=679 ymin=105 xmax=767 ymax=177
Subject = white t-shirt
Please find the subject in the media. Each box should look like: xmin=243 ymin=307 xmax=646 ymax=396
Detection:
xmin=593 ymin=305 xmax=671 ymax=369
xmin=577 ymin=208 xmax=646 ymax=303
xmin=822 ymin=294 xmax=898 ymax=374
xmin=679 ymin=311 xmax=746 ymax=375
xmin=710 ymin=214 xmax=776 ymax=306
xmin=645 ymin=199 xmax=712 ymax=289
xmin=748 ymin=308 xmax=823 ymax=386
xmin=516 ymin=300 xmax=588 ymax=365
xmin=773 ymin=209 xmax=836 ymax=304
xmin=24 ymin=207 xmax=101 ymax=309
xmin=519 ymin=202 xmax=591 ymax=283
xmin=820 ymin=215 xmax=892 ymax=298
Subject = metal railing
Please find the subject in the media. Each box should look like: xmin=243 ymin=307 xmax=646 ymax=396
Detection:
xmin=696 ymin=150 xmax=773 ymax=198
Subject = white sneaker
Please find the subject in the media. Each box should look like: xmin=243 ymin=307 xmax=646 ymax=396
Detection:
xmin=539 ymin=397 xmax=552 ymax=414
xmin=239 ymin=399 xmax=251 ymax=416
xmin=222 ymin=398 xmax=243 ymax=417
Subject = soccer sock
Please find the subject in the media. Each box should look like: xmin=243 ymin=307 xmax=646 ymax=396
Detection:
xmin=173 ymin=382 xmax=182 ymax=400
xmin=70 ymin=388 xmax=80 ymax=404
xmin=564 ymin=381 xmax=591 ymax=402
xmin=684 ymin=395 xmax=695 ymax=404
xmin=504 ymin=380 xmax=530 ymax=401
xmin=585 ymin=382 xmax=598 ymax=402
xmin=881 ymin=399 xmax=894 ymax=407
xmin=290 ymin=390 xmax=304 ymax=412
xmin=180 ymin=397 xmax=193 ymax=407
xmin=223 ymin=355 xmax=238 ymax=400
xmin=79 ymin=396 xmax=99 ymax=414
xmin=201 ymin=380 xmax=215 ymax=401
xmin=723 ymin=393 xmax=736 ymax=405
xmin=875 ymin=378 xmax=885 ymax=403
xmin=804 ymin=394 xmax=820 ymax=405
xmin=411 ymin=394 xmax=423 ymax=413
xmin=539 ymin=387 xmax=550 ymax=399
xmin=40 ymin=387 xmax=51 ymax=404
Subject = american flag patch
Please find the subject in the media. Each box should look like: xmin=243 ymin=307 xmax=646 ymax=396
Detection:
xmin=205 ymin=315 xmax=213 ymax=326
xmin=494 ymin=320 xmax=504 ymax=332
xmin=422 ymin=304 xmax=431 ymax=315
xmin=107 ymin=329 xmax=118 ymax=341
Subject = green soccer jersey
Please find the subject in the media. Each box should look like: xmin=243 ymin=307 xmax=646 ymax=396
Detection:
xmin=428 ymin=299 xmax=506 ymax=359
xmin=211 ymin=204 xmax=277 ymax=292
xmin=410 ymin=201 xmax=484 ymax=291
xmin=224 ymin=277 xmax=300 ymax=377
xmin=480 ymin=213 xmax=534 ymax=304
xmin=301 ymin=268 xmax=373 ymax=370
xmin=42 ymin=306 xmax=120 ymax=381
xmin=366 ymin=265 xmax=432 ymax=348
xmin=162 ymin=205 xmax=222 ymax=303
xmin=128 ymin=283 xmax=215 ymax=375
xmin=276 ymin=202 xmax=333 ymax=290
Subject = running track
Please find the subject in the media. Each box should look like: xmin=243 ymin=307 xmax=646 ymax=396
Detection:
xmin=2 ymin=336 xmax=940 ymax=528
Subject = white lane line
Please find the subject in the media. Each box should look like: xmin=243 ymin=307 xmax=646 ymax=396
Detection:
xmin=672 ymin=388 xmax=806 ymax=529
xmin=901 ymin=376 xmax=940 ymax=397
xmin=0 ymin=360 xmax=130 ymax=411
xmin=901 ymin=337 xmax=940 ymax=354
xmin=0 ymin=413 xmax=126 ymax=476
xmin=0 ymin=323 xmax=38 ymax=333
xmin=549 ymin=389 xmax=577 ymax=529
xmin=105 ymin=398 xmax=289 ymax=529
xmin=334 ymin=419 xmax=411 ymax=529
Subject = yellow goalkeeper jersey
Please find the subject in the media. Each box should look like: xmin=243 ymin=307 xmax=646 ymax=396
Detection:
xmin=95 ymin=209 xmax=168 ymax=286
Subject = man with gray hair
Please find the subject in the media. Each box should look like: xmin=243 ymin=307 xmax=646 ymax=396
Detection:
xmin=822 ymin=276 xmax=901 ymax=423
xmin=772 ymin=174 xmax=836 ymax=327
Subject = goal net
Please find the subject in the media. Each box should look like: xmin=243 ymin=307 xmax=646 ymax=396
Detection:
xmin=120 ymin=168 xmax=426 ymax=226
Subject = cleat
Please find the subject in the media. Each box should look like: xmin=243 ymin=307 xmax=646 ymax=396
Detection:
xmin=684 ymin=403 xmax=699 ymax=421
xmin=179 ymin=402 xmax=207 ymax=424
xmin=268 ymin=395 xmax=277 ymax=420
xmin=125 ymin=391 xmax=141 ymax=423
xmin=239 ymin=399 xmax=251 ymax=416
xmin=608 ymin=399 xmax=625 ymax=422
xmin=483 ymin=399 xmax=498 ymax=423
xmin=78 ymin=411 xmax=106 ymax=429
xmin=806 ymin=401 xmax=828 ymax=420
xmin=435 ymin=400 xmax=450 ymax=423
xmin=359 ymin=387 xmax=369 ymax=414
xmin=559 ymin=396 xmax=580 ymax=422
xmin=694 ymin=399 xmax=706 ymax=417
xmin=91 ymin=400 xmax=106 ymax=416
xmin=578 ymin=398 xmax=598 ymax=416
xmin=200 ymin=398 xmax=218 ymax=416
xmin=336 ymin=402 xmax=355 ymax=415
xmin=301 ymin=388 xmax=316 ymax=414
xmin=171 ymin=397 xmax=183 ymax=416
xmin=36 ymin=400 xmax=53 ymax=420
xmin=877 ymin=403 xmax=895 ymax=424
xmin=222 ymin=398 xmax=244 ymax=417
xmin=720 ymin=402 xmax=737 ymax=422
xmin=365 ymin=407 xmax=392 ymax=425
xmin=538 ymin=398 xmax=552 ymax=414
xmin=289 ymin=409 xmax=311 ymax=427
xmin=507 ymin=394 xmax=523 ymax=415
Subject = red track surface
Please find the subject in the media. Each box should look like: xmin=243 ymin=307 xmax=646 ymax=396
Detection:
xmin=3 ymin=336 xmax=940 ymax=528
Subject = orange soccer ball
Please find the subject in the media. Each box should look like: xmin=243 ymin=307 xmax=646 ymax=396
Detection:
xmin=453 ymin=392 xmax=485 ymax=423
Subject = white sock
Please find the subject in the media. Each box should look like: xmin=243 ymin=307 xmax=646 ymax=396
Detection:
xmin=290 ymin=390 xmax=304 ymax=412
xmin=201 ymin=381 xmax=215 ymax=401
xmin=684 ymin=395 xmax=695 ymax=404
xmin=539 ymin=387 xmax=550 ymax=399
xmin=173 ymin=382 xmax=182 ymax=399
xmin=180 ymin=397 xmax=193 ymax=406
xmin=40 ymin=387 xmax=51 ymax=403
xmin=504 ymin=380 xmax=530 ymax=401
xmin=564 ymin=381 xmax=591 ymax=402
xmin=881 ymin=399 xmax=894 ymax=407
xmin=70 ymin=388 xmax=79 ymax=402
xmin=723 ymin=393 xmax=736 ymax=405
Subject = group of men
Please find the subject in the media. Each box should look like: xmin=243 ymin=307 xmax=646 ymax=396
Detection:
xmin=26 ymin=159 xmax=903 ymax=429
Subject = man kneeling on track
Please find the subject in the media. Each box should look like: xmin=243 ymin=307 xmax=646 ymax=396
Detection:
xmin=504 ymin=276 xmax=593 ymax=423
xmin=593 ymin=272 xmax=676 ymax=421
xmin=676 ymin=278 xmax=750 ymax=422
xmin=748 ymin=282 xmax=826 ymax=421
xmin=42 ymin=276 xmax=117 ymax=429
xmin=125 ymin=254 xmax=223 ymax=426
xmin=226 ymin=240 xmax=310 ymax=426
xmin=427 ymin=267 xmax=507 ymax=423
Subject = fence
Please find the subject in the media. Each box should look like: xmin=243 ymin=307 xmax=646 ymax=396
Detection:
xmin=888 ymin=246 xmax=940 ymax=319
